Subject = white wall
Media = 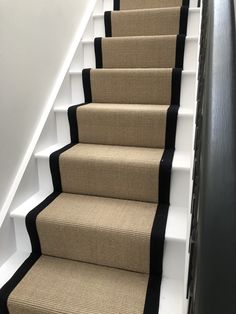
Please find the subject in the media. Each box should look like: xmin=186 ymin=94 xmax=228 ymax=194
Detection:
xmin=0 ymin=0 xmax=89 ymax=212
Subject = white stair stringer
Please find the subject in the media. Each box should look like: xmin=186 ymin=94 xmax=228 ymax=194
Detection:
xmin=0 ymin=1 xmax=201 ymax=314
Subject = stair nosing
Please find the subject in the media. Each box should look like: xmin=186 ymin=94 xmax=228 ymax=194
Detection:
xmin=34 ymin=143 xmax=191 ymax=169
xmin=82 ymin=36 xmax=198 ymax=45
xmin=10 ymin=192 xmax=187 ymax=242
xmin=69 ymin=69 xmax=196 ymax=75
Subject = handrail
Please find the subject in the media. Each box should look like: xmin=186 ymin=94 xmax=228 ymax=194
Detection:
xmin=188 ymin=0 xmax=236 ymax=313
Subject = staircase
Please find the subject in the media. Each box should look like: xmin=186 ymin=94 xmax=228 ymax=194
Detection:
xmin=0 ymin=1 xmax=201 ymax=313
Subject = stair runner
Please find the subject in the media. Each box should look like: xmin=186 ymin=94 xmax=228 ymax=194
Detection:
xmin=0 ymin=1 xmax=189 ymax=313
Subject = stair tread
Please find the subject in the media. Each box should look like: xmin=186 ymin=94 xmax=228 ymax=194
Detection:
xmin=69 ymin=69 xmax=195 ymax=74
xmin=61 ymin=143 xmax=163 ymax=162
xmin=80 ymin=103 xmax=169 ymax=110
xmin=84 ymin=35 xmax=198 ymax=43
xmin=54 ymin=103 xmax=194 ymax=115
xmin=35 ymin=143 xmax=191 ymax=169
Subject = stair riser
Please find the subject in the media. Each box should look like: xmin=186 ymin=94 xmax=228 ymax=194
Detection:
xmin=164 ymin=239 xmax=186 ymax=279
xmin=170 ymin=167 xmax=190 ymax=208
xmin=94 ymin=0 xmax=115 ymax=14
xmin=11 ymin=210 xmax=186 ymax=280
xmin=55 ymin=111 xmax=71 ymax=144
xmin=70 ymin=72 xmax=84 ymax=104
xmin=176 ymin=113 xmax=194 ymax=152
xmin=83 ymin=9 xmax=200 ymax=40
xmin=70 ymin=71 xmax=196 ymax=109
xmin=54 ymin=109 xmax=194 ymax=152
xmin=36 ymin=153 xmax=190 ymax=208
xmin=80 ymin=38 xmax=198 ymax=71
xmin=37 ymin=158 xmax=53 ymax=193
xmin=13 ymin=216 xmax=32 ymax=253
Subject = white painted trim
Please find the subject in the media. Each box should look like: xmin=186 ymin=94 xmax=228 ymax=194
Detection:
xmin=182 ymin=2 xmax=203 ymax=314
xmin=0 ymin=0 xmax=97 ymax=228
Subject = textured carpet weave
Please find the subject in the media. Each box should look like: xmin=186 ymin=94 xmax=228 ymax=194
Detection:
xmin=8 ymin=256 xmax=149 ymax=314
xmin=37 ymin=193 xmax=157 ymax=273
xmin=105 ymin=7 xmax=188 ymax=37
xmin=59 ymin=144 xmax=163 ymax=203
xmin=115 ymin=0 xmax=187 ymax=10
xmin=88 ymin=68 xmax=173 ymax=104
xmin=0 ymin=0 xmax=189 ymax=313
xmin=77 ymin=103 xmax=168 ymax=147
xmin=95 ymin=35 xmax=185 ymax=69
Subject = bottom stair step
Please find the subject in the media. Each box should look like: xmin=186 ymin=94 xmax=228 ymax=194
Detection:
xmin=7 ymin=255 xmax=183 ymax=314
xmin=37 ymin=193 xmax=156 ymax=274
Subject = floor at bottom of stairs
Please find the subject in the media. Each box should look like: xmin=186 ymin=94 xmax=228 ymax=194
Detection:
xmin=6 ymin=255 xmax=183 ymax=314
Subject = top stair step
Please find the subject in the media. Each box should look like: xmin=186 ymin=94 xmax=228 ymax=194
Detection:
xmin=113 ymin=0 xmax=191 ymax=11
xmin=91 ymin=8 xmax=200 ymax=39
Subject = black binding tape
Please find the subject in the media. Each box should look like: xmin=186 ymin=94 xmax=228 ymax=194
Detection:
xmin=179 ymin=6 xmax=189 ymax=35
xmin=82 ymin=69 xmax=92 ymax=103
xmin=114 ymin=0 xmax=120 ymax=10
xmin=50 ymin=143 xmax=75 ymax=192
xmin=68 ymin=103 xmax=88 ymax=143
xmin=171 ymin=68 xmax=182 ymax=105
xmin=144 ymin=148 xmax=175 ymax=314
xmin=144 ymin=65 xmax=181 ymax=313
xmin=105 ymin=11 xmax=112 ymax=37
xmin=182 ymin=0 xmax=190 ymax=6
xmin=165 ymin=105 xmax=179 ymax=150
xmin=175 ymin=34 xmax=186 ymax=68
xmin=95 ymin=37 xmax=103 ymax=68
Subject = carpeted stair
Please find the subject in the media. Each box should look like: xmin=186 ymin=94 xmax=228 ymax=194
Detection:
xmin=0 ymin=0 xmax=189 ymax=313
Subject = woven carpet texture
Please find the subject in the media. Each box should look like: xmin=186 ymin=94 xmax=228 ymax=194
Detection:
xmin=0 ymin=1 xmax=189 ymax=313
